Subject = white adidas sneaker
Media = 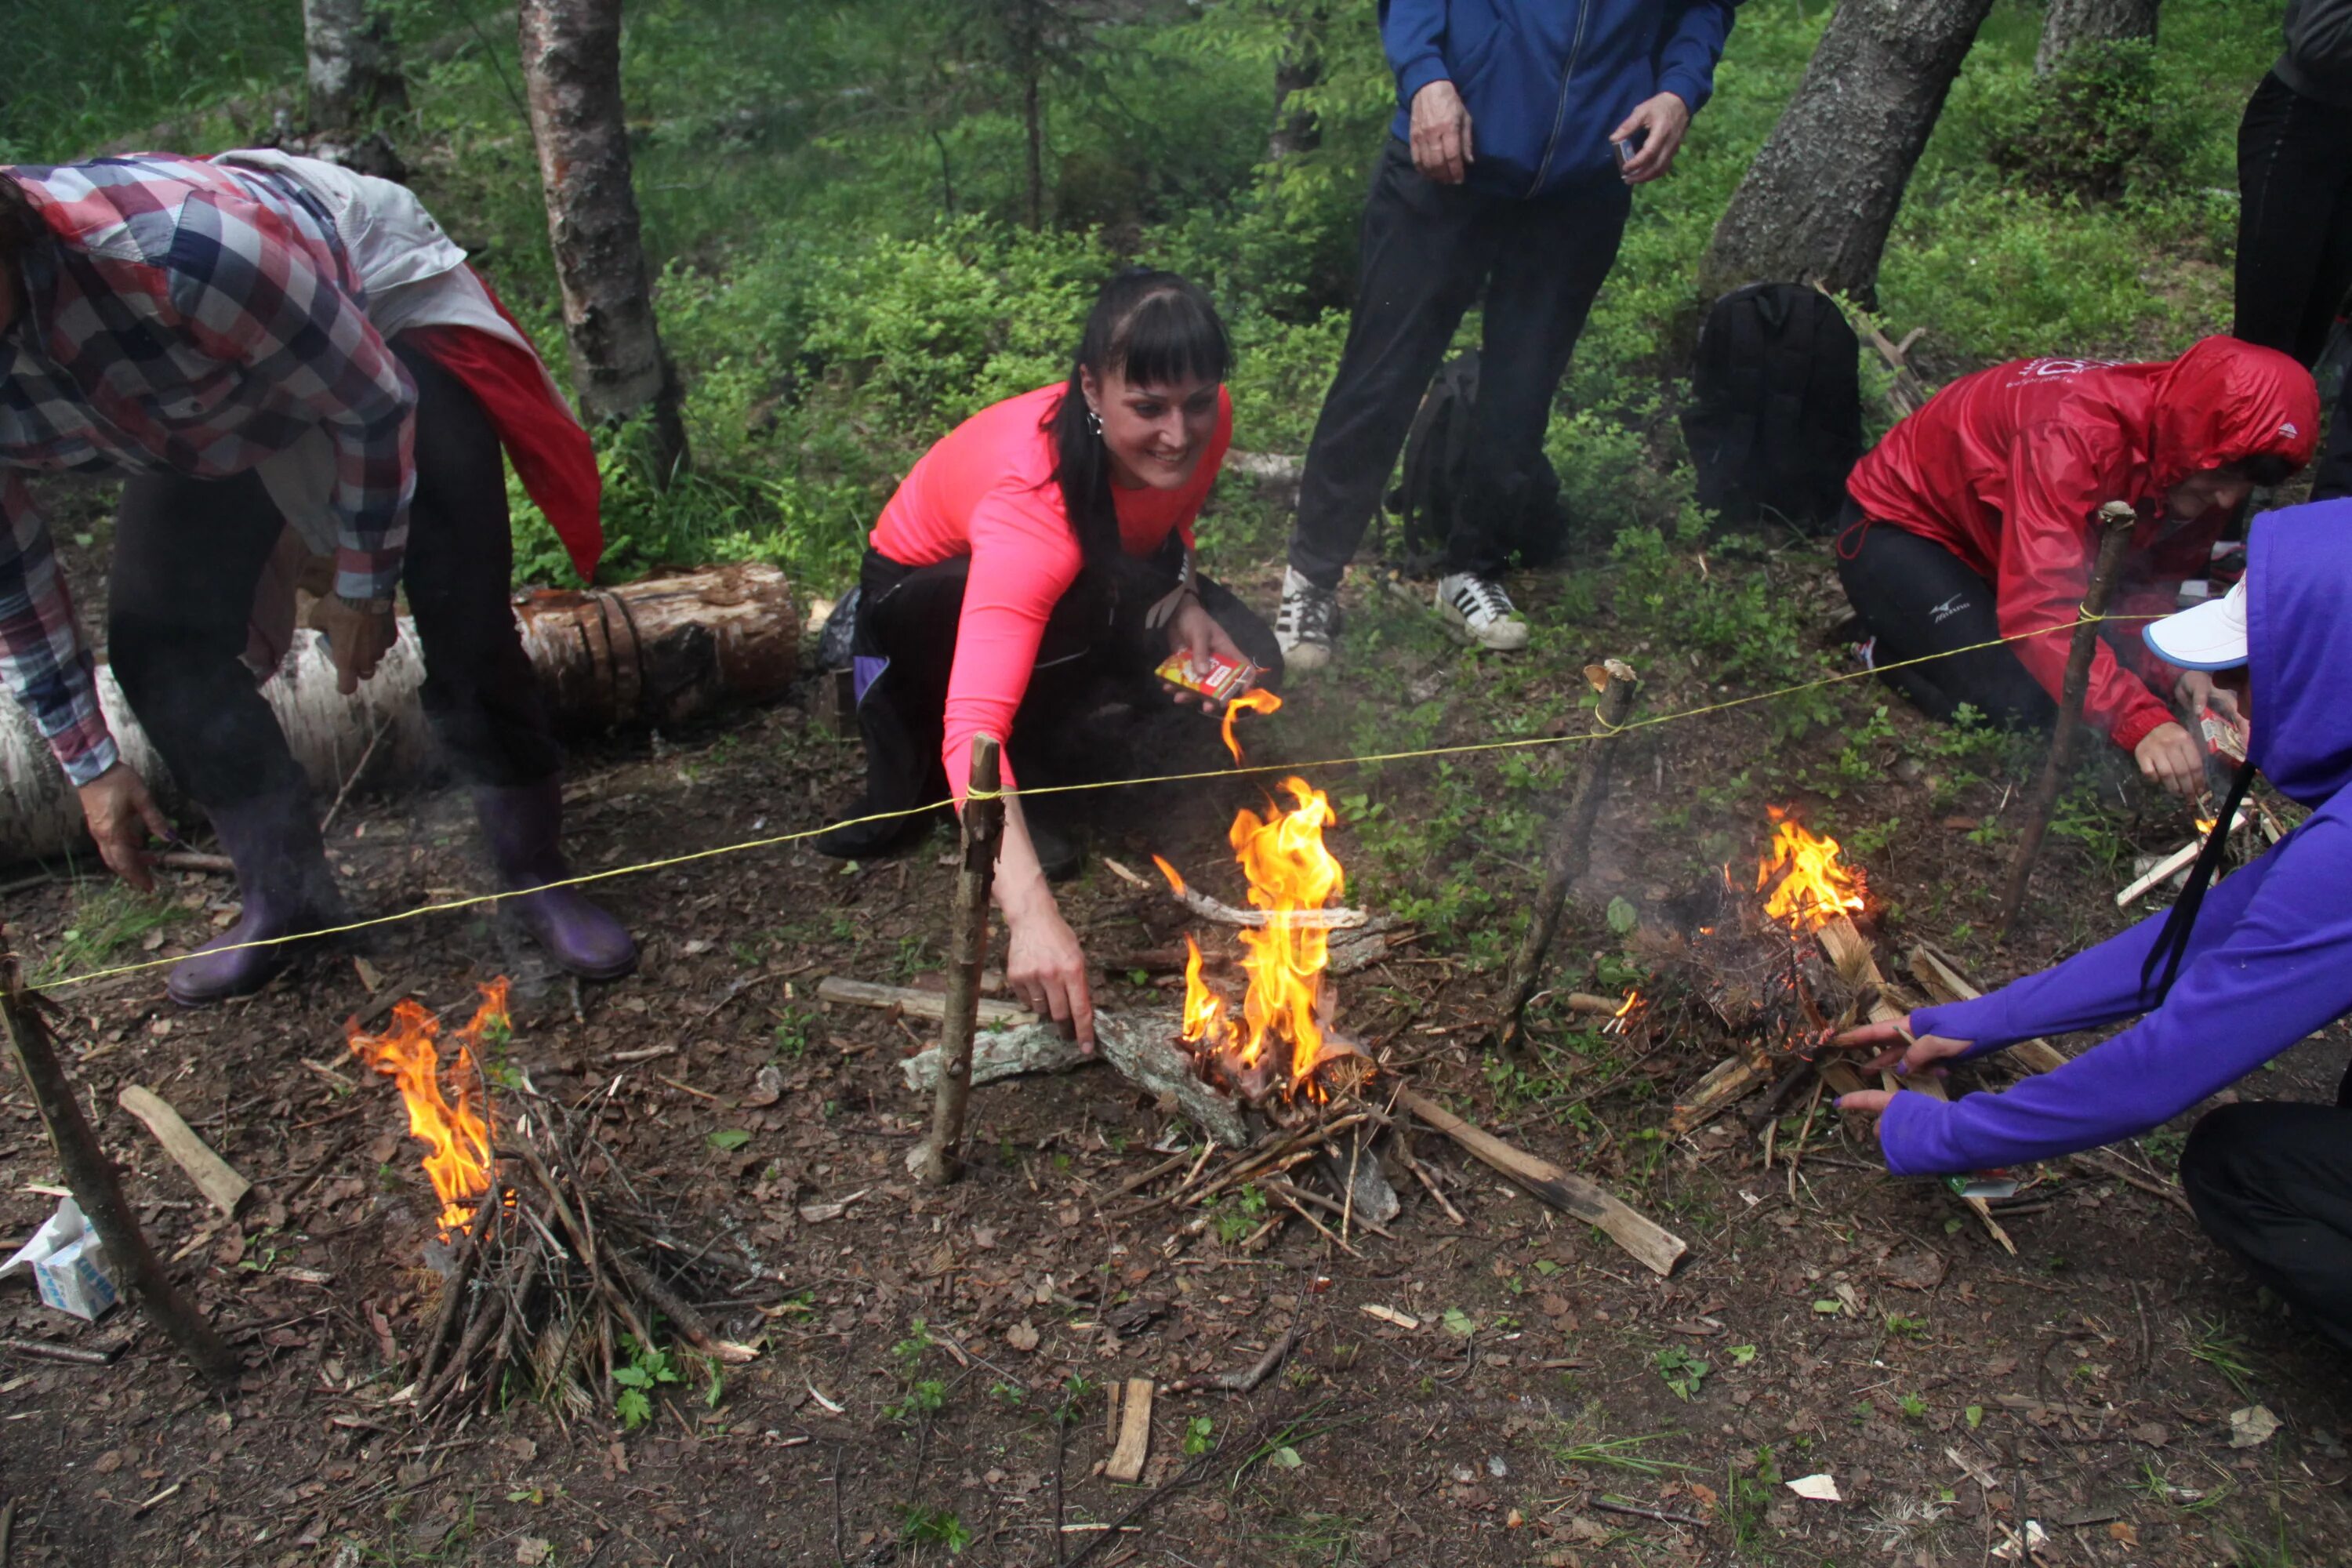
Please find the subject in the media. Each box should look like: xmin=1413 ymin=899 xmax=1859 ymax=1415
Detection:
xmin=1274 ymin=567 xmax=1339 ymax=672
xmin=1436 ymin=572 xmax=1529 ymax=652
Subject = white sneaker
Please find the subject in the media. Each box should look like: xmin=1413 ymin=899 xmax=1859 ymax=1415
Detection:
xmin=1436 ymin=572 xmax=1529 ymax=652
xmin=1274 ymin=568 xmax=1338 ymax=671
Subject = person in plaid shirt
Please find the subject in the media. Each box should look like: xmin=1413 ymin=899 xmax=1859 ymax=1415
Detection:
xmin=0 ymin=153 xmax=634 ymax=1000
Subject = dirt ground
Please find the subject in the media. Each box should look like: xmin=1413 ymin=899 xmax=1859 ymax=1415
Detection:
xmin=2 ymin=540 xmax=2350 ymax=1568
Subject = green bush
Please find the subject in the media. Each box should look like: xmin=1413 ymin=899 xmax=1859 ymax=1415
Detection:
xmin=1971 ymin=41 xmax=2205 ymax=205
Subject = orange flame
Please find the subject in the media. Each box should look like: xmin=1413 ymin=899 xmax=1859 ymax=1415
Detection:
xmin=1168 ymin=778 xmax=1350 ymax=1098
xmin=347 ymin=980 xmax=509 ymax=1234
xmin=1220 ymin=687 xmax=1283 ymax=764
xmin=1152 ymin=854 xmax=1188 ymax=898
xmin=1755 ymin=808 xmax=1867 ymax=932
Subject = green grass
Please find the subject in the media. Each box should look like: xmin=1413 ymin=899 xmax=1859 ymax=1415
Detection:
xmin=28 ymin=884 xmax=190 ymax=987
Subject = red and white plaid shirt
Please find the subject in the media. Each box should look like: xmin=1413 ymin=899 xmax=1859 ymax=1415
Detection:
xmin=0 ymin=154 xmax=416 ymax=786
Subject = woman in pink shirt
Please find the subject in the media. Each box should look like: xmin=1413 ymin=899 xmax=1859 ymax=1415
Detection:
xmin=818 ymin=271 xmax=1279 ymax=1045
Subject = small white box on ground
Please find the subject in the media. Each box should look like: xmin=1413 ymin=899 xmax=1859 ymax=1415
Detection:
xmin=0 ymin=1196 xmax=122 ymax=1321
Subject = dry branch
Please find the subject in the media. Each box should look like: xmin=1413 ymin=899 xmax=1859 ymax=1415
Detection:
xmin=1497 ymin=659 xmax=1641 ymax=1054
xmin=819 ymin=976 xmax=1035 ymax=1029
xmin=0 ymin=931 xmax=237 ymax=1385
xmin=1669 ymin=1055 xmax=1768 ymax=1134
xmin=1906 ymin=944 xmax=2067 ymax=1075
xmin=916 ymin=734 xmax=1003 ymax=1187
xmin=1392 ymin=1087 xmax=1686 ymax=1276
xmin=1100 ymin=855 xmax=1369 ymax=929
xmin=1105 ymin=1377 xmax=1154 ymax=1483
xmin=1998 ymin=501 xmax=2137 ymax=934
xmin=898 ymin=1009 xmax=1258 ymax=1149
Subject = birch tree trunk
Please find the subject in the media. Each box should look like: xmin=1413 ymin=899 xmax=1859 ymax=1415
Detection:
xmin=2035 ymin=0 xmax=2160 ymax=75
xmin=303 ymin=0 xmax=406 ymax=132
xmin=1698 ymin=0 xmax=1997 ymax=308
xmin=516 ymin=0 xmax=690 ymax=482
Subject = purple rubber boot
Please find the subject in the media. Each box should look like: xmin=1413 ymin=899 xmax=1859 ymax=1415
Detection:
xmin=473 ymin=778 xmax=637 ymax=980
xmin=167 ymin=787 xmax=346 ymax=1007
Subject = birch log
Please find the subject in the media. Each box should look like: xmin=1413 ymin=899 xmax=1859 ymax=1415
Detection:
xmin=0 ymin=565 xmax=797 ymax=866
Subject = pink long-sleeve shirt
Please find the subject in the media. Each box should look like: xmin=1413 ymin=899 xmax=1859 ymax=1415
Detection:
xmin=870 ymin=383 xmax=1232 ymax=799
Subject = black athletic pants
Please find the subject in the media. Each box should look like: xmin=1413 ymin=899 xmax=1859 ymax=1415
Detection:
xmin=107 ymin=339 xmax=558 ymax=808
xmin=2236 ymin=69 xmax=2352 ymax=502
xmin=1287 ymin=139 xmax=1631 ymax=589
xmin=1835 ymin=512 xmax=2060 ymax=732
xmin=819 ymin=550 xmax=1283 ymax=856
xmin=2182 ymin=1099 xmax=2352 ymax=1354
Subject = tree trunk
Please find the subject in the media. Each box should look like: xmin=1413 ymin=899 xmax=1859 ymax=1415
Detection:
xmin=516 ymin=0 xmax=689 ymax=482
xmin=1699 ymin=0 xmax=1996 ymax=309
xmin=1023 ymin=65 xmax=1044 ymax=231
xmin=1267 ymin=2 xmax=1329 ymax=164
xmin=302 ymin=0 xmax=407 ymax=132
xmin=2035 ymin=0 xmax=2159 ymax=75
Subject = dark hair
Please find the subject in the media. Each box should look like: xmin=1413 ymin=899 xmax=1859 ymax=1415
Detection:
xmin=2238 ymin=453 xmax=2297 ymax=488
xmin=1044 ymin=269 xmax=1231 ymax=585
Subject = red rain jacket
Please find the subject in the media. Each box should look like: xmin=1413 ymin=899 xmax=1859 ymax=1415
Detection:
xmin=1846 ymin=337 xmax=2319 ymax=752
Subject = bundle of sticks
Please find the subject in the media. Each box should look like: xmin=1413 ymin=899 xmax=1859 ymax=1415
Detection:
xmin=406 ymin=1082 xmax=758 ymax=1426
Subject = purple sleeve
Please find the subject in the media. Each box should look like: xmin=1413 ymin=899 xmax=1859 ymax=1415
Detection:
xmin=1908 ymin=837 xmax=2285 ymax=1054
xmin=1880 ymin=818 xmax=2352 ymax=1175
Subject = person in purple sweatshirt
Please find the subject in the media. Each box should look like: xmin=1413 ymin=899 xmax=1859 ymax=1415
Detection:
xmin=1836 ymin=497 xmax=2352 ymax=1350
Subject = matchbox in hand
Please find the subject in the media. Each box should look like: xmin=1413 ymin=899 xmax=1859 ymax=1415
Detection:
xmin=1156 ymin=648 xmax=1261 ymax=706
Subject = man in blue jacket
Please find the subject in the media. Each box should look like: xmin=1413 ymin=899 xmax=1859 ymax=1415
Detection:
xmin=1273 ymin=0 xmax=1739 ymax=663
xmin=1838 ymin=499 xmax=2352 ymax=1350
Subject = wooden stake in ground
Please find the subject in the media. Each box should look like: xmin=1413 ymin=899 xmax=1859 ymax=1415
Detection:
xmin=1496 ymin=659 xmax=1641 ymax=1054
xmin=914 ymin=735 xmax=1004 ymax=1186
xmin=0 ymin=928 xmax=238 ymax=1386
xmin=1997 ymin=501 xmax=2138 ymax=936
xmin=1392 ymin=1086 xmax=1685 ymax=1276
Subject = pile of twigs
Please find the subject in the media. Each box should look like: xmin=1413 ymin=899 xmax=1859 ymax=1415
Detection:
xmin=405 ymin=1078 xmax=758 ymax=1426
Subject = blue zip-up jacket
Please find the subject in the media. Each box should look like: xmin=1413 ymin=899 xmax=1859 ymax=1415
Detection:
xmin=1880 ymin=499 xmax=2352 ymax=1175
xmin=1379 ymin=0 xmax=1740 ymax=198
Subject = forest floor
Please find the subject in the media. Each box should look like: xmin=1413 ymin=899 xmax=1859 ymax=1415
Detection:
xmin=3 ymin=535 xmax=2350 ymax=1568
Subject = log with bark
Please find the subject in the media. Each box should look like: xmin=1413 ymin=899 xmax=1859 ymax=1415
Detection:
xmin=1 ymin=564 xmax=797 ymax=867
xmin=1700 ymin=0 xmax=1998 ymax=306
xmin=898 ymin=1009 xmax=1260 ymax=1149
xmin=1098 ymin=855 xmax=1409 ymax=975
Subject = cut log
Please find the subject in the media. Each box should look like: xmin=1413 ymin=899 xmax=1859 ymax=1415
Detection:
xmin=1104 ymin=1377 xmax=1154 ymax=1483
xmin=116 ymin=1087 xmax=252 ymax=1220
xmin=820 ymin=977 xmax=1037 ymax=1029
xmin=898 ymin=1009 xmax=1258 ymax=1149
xmin=1905 ymin=945 xmax=2068 ymax=1076
xmin=1392 ymin=1087 xmax=1686 ymax=1276
xmin=1669 ymin=1055 xmax=1768 ymax=1134
xmin=0 ymin=564 xmax=798 ymax=867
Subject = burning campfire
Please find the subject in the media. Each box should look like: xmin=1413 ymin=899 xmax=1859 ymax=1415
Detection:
xmin=343 ymin=983 xmax=759 ymax=1424
xmin=1153 ymin=697 xmax=1369 ymax=1109
xmin=1755 ymin=808 xmax=1868 ymax=934
xmin=347 ymin=980 xmax=508 ymax=1234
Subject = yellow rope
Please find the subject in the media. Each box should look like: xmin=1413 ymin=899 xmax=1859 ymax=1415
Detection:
xmin=27 ymin=610 xmax=2164 ymax=992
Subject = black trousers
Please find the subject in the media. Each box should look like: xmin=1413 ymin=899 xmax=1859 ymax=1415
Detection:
xmin=820 ymin=549 xmax=1283 ymax=856
xmin=2182 ymin=1101 xmax=2352 ymax=1354
xmin=1835 ymin=513 xmax=2060 ymax=732
xmin=1288 ymin=139 xmax=1631 ymax=588
xmin=2236 ymin=69 xmax=2352 ymax=502
xmin=107 ymin=339 xmax=558 ymax=808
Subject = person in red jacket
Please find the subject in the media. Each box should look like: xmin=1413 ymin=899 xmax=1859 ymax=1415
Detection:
xmin=1836 ymin=337 xmax=2319 ymax=796
xmin=815 ymin=271 xmax=1279 ymax=1047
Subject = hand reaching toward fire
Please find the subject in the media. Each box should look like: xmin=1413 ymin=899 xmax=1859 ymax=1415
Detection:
xmin=1829 ymin=1015 xmax=1974 ymax=1118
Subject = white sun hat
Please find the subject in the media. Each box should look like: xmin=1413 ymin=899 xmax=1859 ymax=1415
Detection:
xmin=2143 ymin=578 xmax=2249 ymax=670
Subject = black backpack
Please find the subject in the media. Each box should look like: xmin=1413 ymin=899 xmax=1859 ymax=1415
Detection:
xmin=1387 ymin=350 xmax=1483 ymax=575
xmin=1682 ymin=283 xmax=1864 ymax=533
